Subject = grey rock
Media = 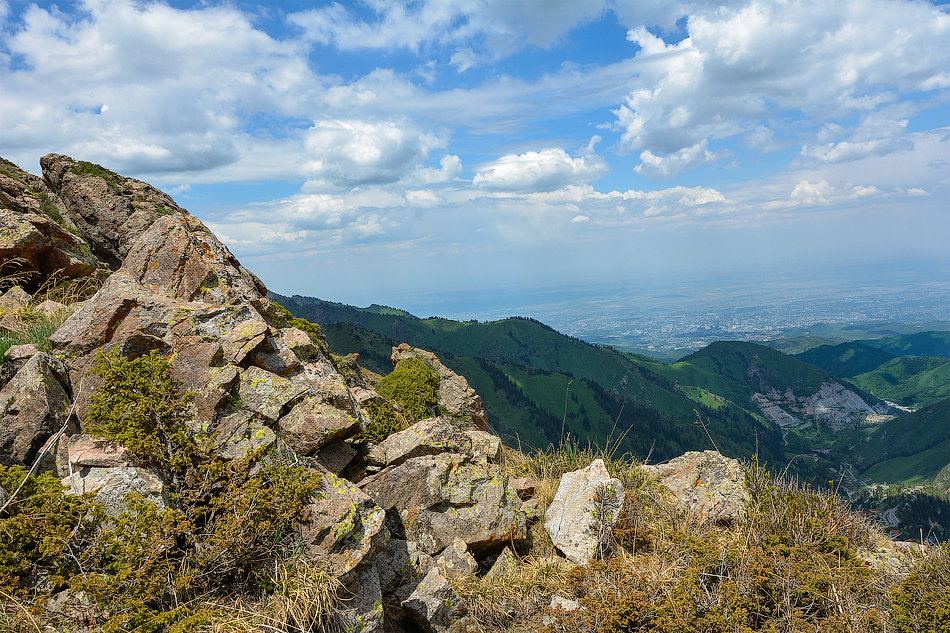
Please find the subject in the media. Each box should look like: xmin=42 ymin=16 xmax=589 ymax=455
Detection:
xmin=401 ymin=567 xmax=466 ymax=633
xmin=0 ymin=352 xmax=72 ymax=468
xmin=62 ymin=466 xmax=168 ymax=514
xmin=279 ymin=386 xmax=361 ymax=456
xmin=316 ymin=440 xmax=357 ymax=475
xmin=483 ymin=545 xmax=518 ymax=583
xmin=544 ymin=459 xmax=624 ymax=565
xmin=367 ymin=417 xmax=471 ymax=467
xmin=361 ymin=452 xmax=527 ymax=555
xmin=295 ymin=471 xmax=387 ymax=577
xmin=644 ymin=450 xmax=748 ymax=525
xmin=435 ymin=537 xmax=478 ymax=579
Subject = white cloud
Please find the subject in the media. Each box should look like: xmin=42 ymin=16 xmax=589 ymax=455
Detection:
xmin=302 ymin=120 xmax=443 ymax=188
xmin=615 ymin=0 xmax=950 ymax=175
xmin=635 ymin=140 xmax=725 ymax=179
xmin=571 ymin=214 xmax=591 ymax=223
xmin=473 ymin=148 xmax=608 ymax=192
xmin=0 ymin=0 xmax=315 ymax=174
xmin=290 ymin=0 xmax=609 ymax=57
xmin=408 ymin=155 xmax=463 ymax=186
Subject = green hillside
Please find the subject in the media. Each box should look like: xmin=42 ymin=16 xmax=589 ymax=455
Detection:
xmin=860 ymin=331 xmax=950 ymax=357
xmin=853 ymin=398 xmax=950 ymax=485
xmin=795 ymin=342 xmax=895 ymax=377
xmin=850 ymin=356 xmax=950 ymax=409
xmin=278 ymin=295 xmax=787 ymax=466
xmin=650 ymin=341 xmax=863 ymax=408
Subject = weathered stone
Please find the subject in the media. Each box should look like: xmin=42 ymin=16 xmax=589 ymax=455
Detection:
xmin=40 ymin=153 xmax=185 ymax=269
xmin=316 ymin=440 xmax=357 ymax=474
xmin=0 ymin=352 xmax=71 ymax=468
xmin=121 ymin=213 xmax=267 ymax=305
xmin=510 ymin=477 xmax=537 ymax=500
xmin=35 ymin=299 xmax=66 ymax=313
xmin=483 ymin=546 xmax=518 ymax=583
xmin=367 ymin=417 xmax=471 ymax=467
xmin=62 ymin=466 xmax=168 ymax=514
xmin=464 ymin=430 xmax=501 ymax=464
xmin=0 ymin=482 xmax=7 ymax=507
xmin=376 ymin=538 xmax=435 ymax=594
xmin=337 ymin=566 xmax=385 ymax=633
xmin=391 ymin=344 xmax=488 ymax=430
xmin=213 ymin=412 xmax=276 ymax=460
xmin=236 ymin=366 xmax=306 ymax=422
xmin=644 ymin=450 xmax=748 ymax=525
xmin=543 ymin=596 xmax=584 ymax=628
xmin=56 ymin=434 xmax=132 ymax=477
xmin=0 ymin=286 xmax=31 ymax=311
xmin=361 ymin=452 xmax=527 ymax=555
xmin=281 ymin=326 xmax=319 ymax=361
xmin=296 ymin=471 xmax=387 ymax=577
xmin=401 ymin=567 xmax=467 ymax=633
xmin=544 ymin=459 xmax=624 ymax=565
xmin=6 ymin=343 xmax=38 ymax=360
xmin=435 ymin=537 xmax=478 ymax=580
xmin=279 ymin=387 xmax=361 ymax=456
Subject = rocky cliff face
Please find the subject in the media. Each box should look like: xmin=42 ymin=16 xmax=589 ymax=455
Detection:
xmin=751 ymin=381 xmax=892 ymax=431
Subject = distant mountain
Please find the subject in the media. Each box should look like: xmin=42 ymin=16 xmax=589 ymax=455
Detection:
xmin=859 ymin=331 xmax=950 ymax=358
xmin=849 ymin=356 xmax=950 ymax=410
xmin=795 ymin=342 xmax=895 ymax=377
xmin=646 ymin=341 xmax=893 ymax=432
xmin=853 ymin=397 xmax=950 ymax=486
xmin=273 ymin=294 xmax=788 ymax=466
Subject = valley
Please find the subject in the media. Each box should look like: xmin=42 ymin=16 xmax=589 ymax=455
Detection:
xmin=275 ymin=293 xmax=950 ymax=542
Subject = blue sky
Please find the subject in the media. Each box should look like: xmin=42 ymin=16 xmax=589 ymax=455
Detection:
xmin=2 ymin=0 xmax=949 ymax=315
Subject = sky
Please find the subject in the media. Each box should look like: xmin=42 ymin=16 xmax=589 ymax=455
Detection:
xmin=1 ymin=0 xmax=949 ymax=317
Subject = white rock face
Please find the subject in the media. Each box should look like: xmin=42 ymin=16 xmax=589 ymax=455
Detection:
xmin=544 ymin=459 xmax=624 ymax=565
xmin=752 ymin=381 xmax=891 ymax=431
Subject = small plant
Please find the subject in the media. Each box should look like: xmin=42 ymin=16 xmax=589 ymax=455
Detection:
xmin=71 ymin=161 xmax=121 ymax=187
xmin=375 ymin=357 xmax=439 ymax=422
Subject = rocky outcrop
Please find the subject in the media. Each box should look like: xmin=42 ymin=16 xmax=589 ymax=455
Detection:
xmin=544 ymin=459 xmax=624 ymax=565
xmin=391 ymin=344 xmax=488 ymax=430
xmin=0 ymin=159 xmax=97 ymax=291
xmin=644 ymin=450 xmax=747 ymax=525
xmin=752 ymin=381 xmax=892 ymax=431
xmin=0 ymin=353 xmax=72 ymax=468
xmin=39 ymin=154 xmax=187 ymax=269
xmin=62 ymin=466 xmax=168 ymax=514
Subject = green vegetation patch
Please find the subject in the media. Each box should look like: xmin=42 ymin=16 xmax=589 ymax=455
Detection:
xmin=375 ymin=357 xmax=439 ymax=422
xmin=71 ymin=160 xmax=122 ymax=187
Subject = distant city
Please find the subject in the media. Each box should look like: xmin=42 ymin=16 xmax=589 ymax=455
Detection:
xmin=394 ymin=264 xmax=950 ymax=358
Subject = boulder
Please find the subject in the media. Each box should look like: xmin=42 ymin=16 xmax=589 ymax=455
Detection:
xmin=0 ymin=286 xmax=31 ymax=311
xmin=401 ymin=566 xmax=467 ymax=633
xmin=376 ymin=538 xmax=435 ymax=595
xmin=315 ymin=439 xmax=357 ymax=475
xmin=644 ymin=450 xmax=748 ymax=525
xmin=336 ymin=566 xmax=385 ymax=633
xmin=361 ymin=451 xmax=527 ymax=555
xmin=295 ymin=471 xmax=387 ymax=577
xmin=62 ymin=466 xmax=168 ymax=514
xmin=279 ymin=387 xmax=362 ymax=456
xmin=391 ymin=344 xmax=488 ymax=430
xmin=212 ymin=412 xmax=276 ymax=460
xmin=435 ymin=537 xmax=479 ymax=580
xmin=55 ymin=434 xmax=132 ymax=477
xmin=367 ymin=417 xmax=472 ymax=468
xmin=544 ymin=459 xmax=624 ymax=565
xmin=0 ymin=352 xmax=72 ymax=468
xmin=483 ymin=545 xmax=518 ymax=583
xmin=236 ymin=366 xmax=306 ymax=422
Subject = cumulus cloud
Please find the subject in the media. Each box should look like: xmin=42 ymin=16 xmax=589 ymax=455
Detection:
xmin=473 ymin=148 xmax=608 ymax=192
xmin=290 ymin=0 xmax=608 ymax=57
xmin=615 ymin=0 xmax=950 ymax=175
xmin=635 ymin=140 xmax=726 ymax=179
xmin=407 ymin=155 xmax=463 ymax=186
xmin=0 ymin=0 xmax=314 ymax=174
xmin=302 ymin=120 xmax=443 ymax=188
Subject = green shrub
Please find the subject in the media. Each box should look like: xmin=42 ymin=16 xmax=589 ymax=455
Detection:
xmin=85 ymin=350 xmax=198 ymax=472
xmin=0 ymin=466 xmax=94 ymax=598
xmin=890 ymin=543 xmax=950 ymax=633
xmin=360 ymin=399 xmax=411 ymax=443
xmin=72 ymin=161 xmax=121 ymax=187
xmin=375 ymin=357 xmax=439 ymax=422
xmin=67 ymin=350 xmax=323 ymax=632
